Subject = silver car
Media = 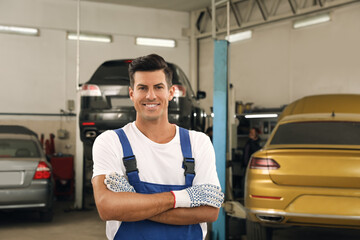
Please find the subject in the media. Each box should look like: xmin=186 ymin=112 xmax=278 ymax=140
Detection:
xmin=0 ymin=125 xmax=54 ymax=221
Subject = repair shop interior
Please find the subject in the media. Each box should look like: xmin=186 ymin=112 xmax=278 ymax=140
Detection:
xmin=1 ymin=1 xmax=360 ymax=240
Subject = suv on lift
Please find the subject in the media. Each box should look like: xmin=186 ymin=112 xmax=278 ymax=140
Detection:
xmin=79 ymin=59 xmax=206 ymax=206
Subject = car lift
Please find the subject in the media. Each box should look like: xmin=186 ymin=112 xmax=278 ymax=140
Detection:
xmin=211 ymin=1 xmax=246 ymax=240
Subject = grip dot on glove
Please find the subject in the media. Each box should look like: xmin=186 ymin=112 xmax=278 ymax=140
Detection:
xmin=104 ymin=172 xmax=136 ymax=193
xmin=172 ymin=184 xmax=224 ymax=208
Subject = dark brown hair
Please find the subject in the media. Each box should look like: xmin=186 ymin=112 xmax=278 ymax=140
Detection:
xmin=128 ymin=54 xmax=173 ymax=89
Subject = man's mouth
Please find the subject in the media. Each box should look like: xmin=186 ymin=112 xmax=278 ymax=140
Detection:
xmin=143 ymin=103 xmax=159 ymax=108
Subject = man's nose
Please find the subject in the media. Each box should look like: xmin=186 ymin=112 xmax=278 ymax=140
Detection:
xmin=146 ymin=88 xmax=156 ymax=99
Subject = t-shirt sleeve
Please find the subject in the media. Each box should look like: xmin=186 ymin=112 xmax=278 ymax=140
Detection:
xmin=191 ymin=132 xmax=221 ymax=189
xmin=92 ymin=130 xmax=126 ymax=179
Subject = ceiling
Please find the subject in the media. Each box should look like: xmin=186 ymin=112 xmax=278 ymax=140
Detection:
xmin=83 ymin=0 xmax=211 ymax=12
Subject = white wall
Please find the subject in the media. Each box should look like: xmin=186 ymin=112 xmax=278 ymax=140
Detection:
xmin=0 ymin=0 xmax=190 ymax=154
xmin=199 ymin=3 xmax=360 ymax=113
xmin=0 ymin=0 xmax=190 ymax=114
xmin=0 ymin=0 xmax=190 ymax=208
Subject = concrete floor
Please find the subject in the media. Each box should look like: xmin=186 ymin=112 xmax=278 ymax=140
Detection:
xmin=0 ymin=200 xmax=106 ymax=240
xmin=272 ymin=226 xmax=360 ymax=240
xmin=1 ymin=200 xmax=360 ymax=240
xmin=228 ymin=217 xmax=360 ymax=240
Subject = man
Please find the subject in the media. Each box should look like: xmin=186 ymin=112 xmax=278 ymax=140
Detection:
xmin=242 ymin=127 xmax=261 ymax=167
xmin=92 ymin=54 xmax=224 ymax=240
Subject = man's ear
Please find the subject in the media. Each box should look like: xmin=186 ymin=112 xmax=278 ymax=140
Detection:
xmin=168 ymin=85 xmax=175 ymax=101
xmin=129 ymin=86 xmax=134 ymax=101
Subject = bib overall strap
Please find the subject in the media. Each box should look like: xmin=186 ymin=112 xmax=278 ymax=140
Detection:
xmin=179 ymin=127 xmax=195 ymax=186
xmin=114 ymin=128 xmax=140 ymax=183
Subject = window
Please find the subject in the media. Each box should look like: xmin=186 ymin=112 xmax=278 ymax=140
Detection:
xmin=0 ymin=139 xmax=40 ymax=158
xmin=89 ymin=61 xmax=130 ymax=85
xmin=270 ymin=121 xmax=360 ymax=145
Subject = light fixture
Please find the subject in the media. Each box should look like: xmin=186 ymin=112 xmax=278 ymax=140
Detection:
xmin=67 ymin=32 xmax=112 ymax=43
xmin=0 ymin=25 xmax=39 ymax=36
xmin=293 ymin=13 xmax=331 ymax=29
xmin=245 ymin=114 xmax=278 ymax=119
xmin=136 ymin=37 xmax=176 ymax=48
xmin=225 ymin=30 xmax=252 ymax=43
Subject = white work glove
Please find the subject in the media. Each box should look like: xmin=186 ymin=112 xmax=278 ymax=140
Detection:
xmin=104 ymin=172 xmax=135 ymax=193
xmin=171 ymin=184 xmax=224 ymax=208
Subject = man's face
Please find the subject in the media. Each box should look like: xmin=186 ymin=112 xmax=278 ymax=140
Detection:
xmin=129 ymin=70 xmax=174 ymax=122
xmin=249 ymin=128 xmax=257 ymax=140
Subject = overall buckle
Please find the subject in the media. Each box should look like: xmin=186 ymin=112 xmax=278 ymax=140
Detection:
xmin=123 ymin=155 xmax=138 ymax=174
xmin=183 ymin=158 xmax=195 ymax=176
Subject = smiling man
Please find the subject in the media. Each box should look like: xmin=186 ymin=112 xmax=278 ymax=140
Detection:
xmin=130 ymin=68 xmax=172 ymax=125
xmin=91 ymin=54 xmax=224 ymax=240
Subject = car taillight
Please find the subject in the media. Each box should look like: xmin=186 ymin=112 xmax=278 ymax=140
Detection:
xmin=249 ymin=157 xmax=280 ymax=170
xmin=81 ymin=84 xmax=101 ymax=96
xmin=33 ymin=161 xmax=51 ymax=179
xmin=82 ymin=122 xmax=95 ymax=126
xmin=173 ymin=85 xmax=186 ymax=97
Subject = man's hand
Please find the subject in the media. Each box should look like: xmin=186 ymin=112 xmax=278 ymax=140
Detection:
xmin=171 ymin=184 xmax=224 ymax=208
xmin=104 ymin=172 xmax=136 ymax=193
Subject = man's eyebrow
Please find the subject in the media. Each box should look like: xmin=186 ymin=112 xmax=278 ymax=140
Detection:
xmin=136 ymin=83 xmax=165 ymax=88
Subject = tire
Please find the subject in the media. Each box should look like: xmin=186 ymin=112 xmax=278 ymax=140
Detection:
xmin=39 ymin=209 xmax=53 ymax=222
xmin=83 ymin=153 xmax=96 ymax=209
xmin=246 ymin=219 xmax=272 ymax=240
xmin=83 ymin=142 xmax=93 ymax=160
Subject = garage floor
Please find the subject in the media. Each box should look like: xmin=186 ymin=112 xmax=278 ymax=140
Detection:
xmin=1 ymin=200 xmax=360 ymax=240
xmin=0 ymin=200 xmax=106 ymax=240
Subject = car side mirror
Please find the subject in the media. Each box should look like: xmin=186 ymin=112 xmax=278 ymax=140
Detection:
xmin=197 ymin=91 xmax=206 ymax=100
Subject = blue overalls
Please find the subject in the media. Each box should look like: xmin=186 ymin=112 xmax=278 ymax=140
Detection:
xmin=113 ymin=127 xmax=203 ymax=240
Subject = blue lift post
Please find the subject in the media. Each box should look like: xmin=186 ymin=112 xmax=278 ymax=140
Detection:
xmin=212 ymin=39 xmax=228 ymax=240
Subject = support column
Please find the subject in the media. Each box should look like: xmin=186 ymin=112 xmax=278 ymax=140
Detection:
xmin=212 ymin=39 xmax=228 ymax=240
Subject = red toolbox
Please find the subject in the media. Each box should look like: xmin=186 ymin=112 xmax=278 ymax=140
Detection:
xmin=50 ymin=155 xmax=74 ymax=199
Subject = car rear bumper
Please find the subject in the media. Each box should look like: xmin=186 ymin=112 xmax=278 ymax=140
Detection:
xmin=80 ymin=109 xmax=196 ymax=142
xmin=248 ymin=208 xmax=360 ymax=228
xmin=245 ymin=169 xmax=360 ymax=228
xmin=0 ymin=180 xmax=52 ymax=210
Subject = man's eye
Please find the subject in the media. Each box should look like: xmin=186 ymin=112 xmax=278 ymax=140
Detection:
xmin=156 ymin=86 xmax=164 ymax=89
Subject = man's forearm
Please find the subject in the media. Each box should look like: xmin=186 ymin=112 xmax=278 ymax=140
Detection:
xmin=149 ymin=206 xmax=220 ymax=225
xmin=94 ymin=174 xmax=223 ymax=223
xmin=93 ymin=175 xmax=174 ymax=222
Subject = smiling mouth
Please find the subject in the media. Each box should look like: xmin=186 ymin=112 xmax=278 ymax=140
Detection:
xmin=143 ymin=103 xmax=159 ymax=108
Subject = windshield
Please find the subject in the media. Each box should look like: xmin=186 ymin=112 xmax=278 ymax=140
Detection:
xmin=0 ymin=139 xmax=41 ymax=158
xmin=270 ymin=121 xmax=360 ymax=145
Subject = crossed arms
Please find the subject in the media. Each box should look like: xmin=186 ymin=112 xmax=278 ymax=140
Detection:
xmin=92 ymin=174 xmax=223 ymax=225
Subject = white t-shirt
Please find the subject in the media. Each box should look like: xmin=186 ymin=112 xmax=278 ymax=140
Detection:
xmin=92 ymin=122 xmax=221 ymax=240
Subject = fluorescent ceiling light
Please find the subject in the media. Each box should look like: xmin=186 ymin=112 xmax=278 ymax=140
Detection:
xmin=136 ymin=37 xmax=176 ymax=48
xmin=245 ymin=114 xmax=278 ymax=119
xmin=225 ymin=30 xmax=252 ymax=43
xmin=293 ymin=13 xmax=331 ymax=29
xmin=67 ymin=32 xmax=112 ymax=43
xmin=0 ymin=25 xmax=39 ymax=36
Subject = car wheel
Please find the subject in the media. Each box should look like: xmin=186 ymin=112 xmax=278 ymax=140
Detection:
xmin=39 ymin=209 xmax=53 ymax=222
xmin=246 ymin=219 xmax=272 ymax=240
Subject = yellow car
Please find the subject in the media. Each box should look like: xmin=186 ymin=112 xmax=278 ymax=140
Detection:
xmin=245 ymin=94 xmax=360 ymax=240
